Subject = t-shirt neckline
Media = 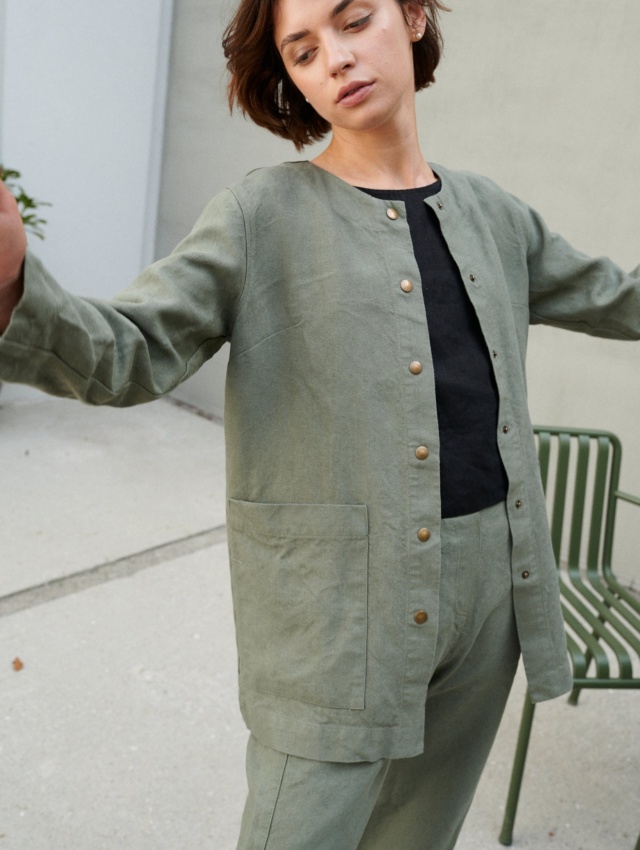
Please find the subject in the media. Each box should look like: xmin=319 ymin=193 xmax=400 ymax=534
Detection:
xmin=357 ymin=180 xmax=442 ymax=200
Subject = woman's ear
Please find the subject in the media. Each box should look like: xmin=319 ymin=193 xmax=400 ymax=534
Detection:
xmin=404 ymin=2 xmax=427 ymax=38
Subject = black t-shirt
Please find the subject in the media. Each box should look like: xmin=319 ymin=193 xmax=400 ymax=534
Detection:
xmin=360 ymin=180 xmax=508 ymax=517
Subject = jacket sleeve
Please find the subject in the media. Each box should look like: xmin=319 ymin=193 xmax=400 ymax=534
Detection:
xmin=515 ymin=197 xmax=640 ymax=340
xmin=0 ymin=188 xmax=247 ymax=405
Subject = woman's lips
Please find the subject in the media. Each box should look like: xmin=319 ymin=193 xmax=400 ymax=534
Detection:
xmin=337 ymin=81 xmax=375 ymax=107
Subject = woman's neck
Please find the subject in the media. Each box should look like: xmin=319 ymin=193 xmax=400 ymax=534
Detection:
xmin=311 ymin=122 xmax=436 ymax=190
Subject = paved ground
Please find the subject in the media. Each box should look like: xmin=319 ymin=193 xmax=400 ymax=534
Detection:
xmin=0 ymin=386 xmax=638 ymax=849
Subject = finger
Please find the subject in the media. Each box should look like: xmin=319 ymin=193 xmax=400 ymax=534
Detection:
xmin=0 ymin=179 xmax=20 ymax=214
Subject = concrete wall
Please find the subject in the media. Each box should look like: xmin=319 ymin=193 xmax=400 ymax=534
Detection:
xmin=425 ymin=1 xmax=640 ymax=583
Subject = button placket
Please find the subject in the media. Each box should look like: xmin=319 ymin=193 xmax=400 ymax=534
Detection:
xmin=391 ymin=209 xmax=436 ymax=671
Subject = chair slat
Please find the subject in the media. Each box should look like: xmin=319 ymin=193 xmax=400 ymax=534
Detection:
xmin=560 ymin=584 xmax=633 ymax=678
xmin=580 ymin=576 xmax=640 ymax=646
xmin=550 ymin=434 xmax=571 ymax=563
xmin=537 ymin=430 xmax=552 ymax=494
xmin=560 ymin=603 xmax=611 ymax=678
xmin=602 ymin=573 xmax=640 ymax=619
xmin=567 ymin=435 xmax=590 ymax=573
xmin=564 ymin=630 xmax=590 ymax=679
xmin=586 ymin=437 xmax=610 ymax=574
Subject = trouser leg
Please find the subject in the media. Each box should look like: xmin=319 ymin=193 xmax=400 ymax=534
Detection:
xmin=237 ymin=502 xmax=520 ymax=850
xmin=237 ymin=734 xmax=390 ymax=850
xmin=357 ymin=501 xmax=520 ymax=850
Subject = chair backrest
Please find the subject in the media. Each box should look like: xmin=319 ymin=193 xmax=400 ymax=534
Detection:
xmin=534 ymin=426 xmax=622 ymax=580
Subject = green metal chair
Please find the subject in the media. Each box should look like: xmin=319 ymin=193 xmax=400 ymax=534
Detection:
xmin=499 ymin=426 xmax=640 ymax=846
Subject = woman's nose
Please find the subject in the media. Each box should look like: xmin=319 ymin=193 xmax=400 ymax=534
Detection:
xmin=326 ymin=40 xmax=355 ymax=76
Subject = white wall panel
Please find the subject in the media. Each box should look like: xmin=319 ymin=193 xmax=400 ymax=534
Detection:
xmin=1 ymin=0 xmax=173 ymax=298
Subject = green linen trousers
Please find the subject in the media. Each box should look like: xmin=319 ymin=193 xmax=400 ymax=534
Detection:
xmin=238 ymin=501 xmax=520 ymax=850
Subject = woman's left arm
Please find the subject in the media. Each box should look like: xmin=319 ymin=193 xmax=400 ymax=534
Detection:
xmin=519 ymin=200 xmax=640 ymax=340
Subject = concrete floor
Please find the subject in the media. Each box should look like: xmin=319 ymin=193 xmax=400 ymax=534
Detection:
xmin=0 ymin=386 xmax=638 ymax=850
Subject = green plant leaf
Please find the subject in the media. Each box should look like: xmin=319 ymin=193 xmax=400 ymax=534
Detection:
xmin=0 ymin=164 xmax=52 ymax=239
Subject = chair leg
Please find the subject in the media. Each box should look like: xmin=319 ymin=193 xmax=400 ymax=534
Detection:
xmin=499 ymin=691 xmax=537 ymax=846
xmin=569 ymin=645 xmax=595 ymax=706
xmin=567 ymin=685 xmax=581 ymax=706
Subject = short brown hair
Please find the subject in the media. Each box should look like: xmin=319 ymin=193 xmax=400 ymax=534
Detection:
xmin=223 ymin=0 xmax=449 ymax=151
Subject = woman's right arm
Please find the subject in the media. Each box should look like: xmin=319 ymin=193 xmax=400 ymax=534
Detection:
xmin=0 ymin=186 xmax=248 ymax=405
xmin=0 ymin=179 xmax=27 ymax=332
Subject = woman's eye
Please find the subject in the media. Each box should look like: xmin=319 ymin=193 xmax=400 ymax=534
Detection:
xmin=345 ymin=14 xmax=372 ymax=31
xmin=294 ymin=48 xmax=315 ymax=66
xmin=291 ymin=14 xmax=372 ymax=65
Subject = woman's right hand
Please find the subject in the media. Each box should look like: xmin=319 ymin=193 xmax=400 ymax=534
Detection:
xmin=0 ymin=179 xmax=27 ymax=284
xmin=0 ymin=179 xmax=27 ymax=330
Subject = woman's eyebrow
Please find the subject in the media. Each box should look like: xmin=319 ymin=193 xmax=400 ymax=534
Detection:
xmin=280 ymin=0 xmax=356 ymax=51
xmin=280 ymin=29 xmax=310 ymax=51
xmin=331 ymin=0 xmax=356 ymax=19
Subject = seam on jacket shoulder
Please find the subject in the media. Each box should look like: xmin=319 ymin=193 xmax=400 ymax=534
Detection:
xmin=227 ymin=187 xmax=250 ymax=332
xmin=511 ymin=199 xmax=530 ymax=260
xmin=460 ymin=170 xmax=530 ymax=258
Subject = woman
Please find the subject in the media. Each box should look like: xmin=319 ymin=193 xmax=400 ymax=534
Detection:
xmin=0 ymin=1 xmax=638 ymax=847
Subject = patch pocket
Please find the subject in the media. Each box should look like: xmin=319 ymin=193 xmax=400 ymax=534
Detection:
xmin=227 ymin=499 xmax=369 ymax=709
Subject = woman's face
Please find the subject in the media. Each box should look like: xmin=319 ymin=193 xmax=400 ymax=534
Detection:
xmin=274 ymin=0 xmax=425 ymax=136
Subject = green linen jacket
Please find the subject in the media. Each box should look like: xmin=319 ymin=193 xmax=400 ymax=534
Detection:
xmin=1 ymin=162 xmax=639 ymax=762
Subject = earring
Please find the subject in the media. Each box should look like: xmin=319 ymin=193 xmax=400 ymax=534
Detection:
xmin=413 ymin=30 xmax=423 ymax=40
